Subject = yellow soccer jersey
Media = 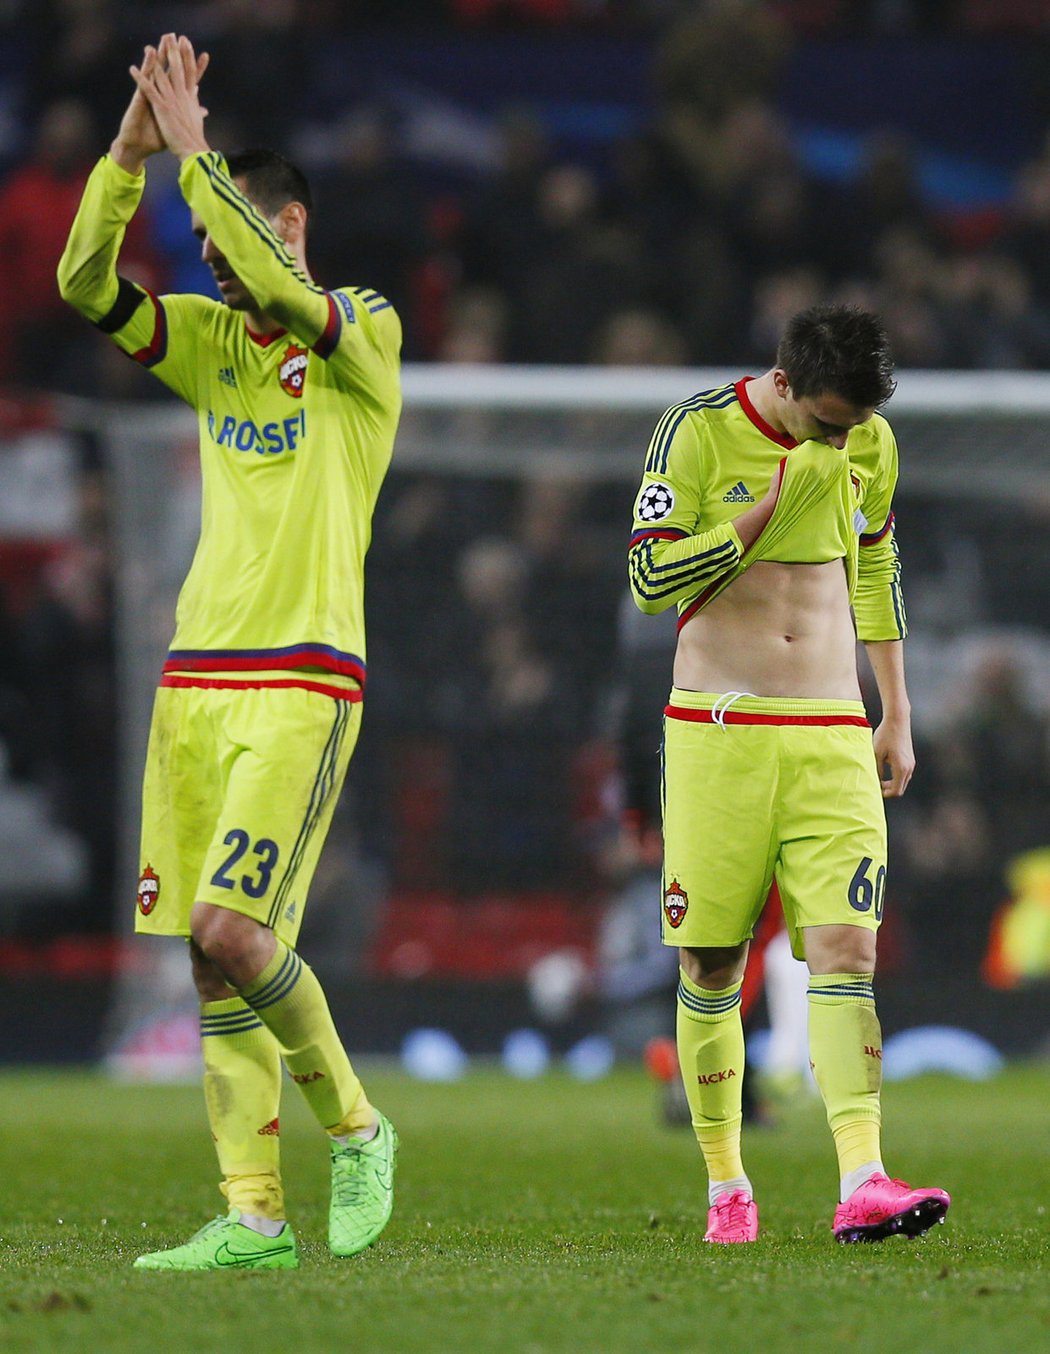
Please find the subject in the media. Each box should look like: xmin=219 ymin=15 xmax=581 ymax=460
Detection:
xmin=628 ymin=378 xmax=905 ymax=642
xmin=58 ymin=152 xmax=402 ymax=688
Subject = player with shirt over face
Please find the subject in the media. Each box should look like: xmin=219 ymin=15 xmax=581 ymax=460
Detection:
xmin=58 ymin=34 xmax=401 ymax=1270
xmin=628 ymin=305 xmax=950 ymax=1244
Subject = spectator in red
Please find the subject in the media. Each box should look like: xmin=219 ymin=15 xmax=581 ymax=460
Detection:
xmin=0 ymin=98 xmax=162 ymax=392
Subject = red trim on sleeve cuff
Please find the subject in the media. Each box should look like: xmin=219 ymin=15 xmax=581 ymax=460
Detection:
xmin=629 ymin=528 xmax=688 ymax=546
xmin=311 ymin=294 xmax=342 ymax=359
xmin=860 ymin=512 xmax=894 ymax=545
xmin=130 ymin=290 xmax=168 ymax=367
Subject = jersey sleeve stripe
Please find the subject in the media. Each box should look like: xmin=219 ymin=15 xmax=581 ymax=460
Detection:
xmin=644 ymin=397 xmax=698 ymax=475
xmin=630 ymin=536 xmax=737 ymax=577
xmin=130 ymin=290 xmax=168 ymax=367
xmin=198 ymin=152 xmax=326 ymax=297
xmin=311 ymin=294 xmax=342 ymax=359
xmin=890 ymin=537 xmax=907 ymax=636
xmin=628 ymin=538 xmax=738 ymax=600
xmin=645 ymin=386 xmax=738 ymax=474
xmin=859 ymin=511 xmax=894 ymax=545
xmin=367 ymin=300 xmax=392 ymax=313
xmin=891 ymin=580 xmax=906 ymax=636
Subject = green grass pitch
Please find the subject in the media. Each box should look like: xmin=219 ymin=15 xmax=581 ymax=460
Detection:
xmin=2 ymin=1064 xmax=1048 ymax=1353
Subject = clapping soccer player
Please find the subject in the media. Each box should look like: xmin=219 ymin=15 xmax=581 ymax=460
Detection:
xmin=59 ymin=34 xmax=401 ymax=1270
xmin=628 ymin=306 xmax=950 ymax=1244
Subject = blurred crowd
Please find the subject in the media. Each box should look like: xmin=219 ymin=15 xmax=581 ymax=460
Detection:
xmin=4 ymin=1 xmax=1050 ymax=391
xmin=0 ymin=0 xmax=1048 ymax=1000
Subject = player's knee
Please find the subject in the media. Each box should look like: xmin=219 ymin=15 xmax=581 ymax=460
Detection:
xmin=190 ymin=901 xmax=273 ymax=983
xmin=189 ymin=940 xmax=236 ymax=1002
xmin=803 ymin=924 xmax=876 ymax=975
xmin=680 ymin=943 xmax=748 ymax=990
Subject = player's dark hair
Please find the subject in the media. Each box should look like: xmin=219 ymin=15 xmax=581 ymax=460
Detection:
xmin=225 ymin=148 xmax=313 ymax=219
xmin=777 ymin=304 xmax=896 ymax=409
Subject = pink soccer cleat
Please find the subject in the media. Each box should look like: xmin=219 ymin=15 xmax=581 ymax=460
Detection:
xmin=704 ymin=1189 xmax=759 ymax=1244
xmin=833 ymin=1173 xmax=951 ymax=1244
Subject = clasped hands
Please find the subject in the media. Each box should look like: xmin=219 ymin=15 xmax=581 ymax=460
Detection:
xmin=112 ymin=33 xmax=211 ymax=173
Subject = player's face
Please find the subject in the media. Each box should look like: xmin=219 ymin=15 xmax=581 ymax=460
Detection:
xmin=782 ymin=388 xmax=872 ymax=450
xmin=190 ymin=177 xmax=274 ymax=312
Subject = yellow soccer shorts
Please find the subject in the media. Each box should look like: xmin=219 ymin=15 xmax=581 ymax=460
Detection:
xmin=660 ymin=688 xmax=887 ymax=958
xmin=136 ymin=675 xmax=362 ymax=947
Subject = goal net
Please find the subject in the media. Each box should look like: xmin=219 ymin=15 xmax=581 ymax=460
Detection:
xmin=80 ymin=366 xmax=1050 ymax=1071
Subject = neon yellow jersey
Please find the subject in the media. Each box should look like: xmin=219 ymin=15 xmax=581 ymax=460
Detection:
xmin=628 ymin=377 xmax=906 ymax=642
xmin=58 ymin=152 xmax=402 ymax=688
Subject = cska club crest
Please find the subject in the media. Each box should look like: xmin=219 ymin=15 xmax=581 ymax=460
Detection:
xmin=278 ymin=343 xmax=308 ymax=398
xmin=663 ymin=878 xmax=688 ymax=929
xmin=137 ymin=864 xmax=160 ymax=915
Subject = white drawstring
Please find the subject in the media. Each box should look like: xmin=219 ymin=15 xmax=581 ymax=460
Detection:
xmin=711 ymin=690 xmax=757 ymax=730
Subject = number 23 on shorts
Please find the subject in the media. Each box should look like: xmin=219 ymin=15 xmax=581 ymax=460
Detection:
xmin=211 ymin=828 xmax=280 ymax=899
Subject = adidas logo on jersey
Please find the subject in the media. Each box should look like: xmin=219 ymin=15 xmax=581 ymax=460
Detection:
xmin=218 ymin=365 xmax=238 ymax=388
xmin=722 ymin=481 xmax=755 ymax=503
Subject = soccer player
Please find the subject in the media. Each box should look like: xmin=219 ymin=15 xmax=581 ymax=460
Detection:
xmin=58 ymin=34 xmax=401 ymax=1270
xmin=628 ymin=305 xmax=951 ymax=1244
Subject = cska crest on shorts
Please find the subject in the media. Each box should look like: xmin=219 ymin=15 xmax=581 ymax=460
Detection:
xmin=278 ymin=343 xmax=308 ymax=398
xmin=137 ymin=863 xmax=160 ymax=915
xmin=663 ymin=878 xmax=688 ymax=929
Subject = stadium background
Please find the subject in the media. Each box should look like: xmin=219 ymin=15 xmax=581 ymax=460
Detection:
xmin=0 ymin=0 xmax=1048 ymax=1070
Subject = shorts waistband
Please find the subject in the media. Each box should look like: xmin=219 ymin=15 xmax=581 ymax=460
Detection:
xmin=666 ymin=687 xmax=869 ymax=727
xmin=161 ymin=671 xmax=363 ymax=702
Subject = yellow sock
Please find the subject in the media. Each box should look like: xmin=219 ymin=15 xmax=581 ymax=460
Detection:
xmin=807 ymin=973 xmax=883 ymax=1176
xmin=200 ymin=997 xmax=284 ymax=1219
xmin=676 ymin=969 xmax=746 ymax=1185
xmin=240 ymin=941 xmax=374 ymax=1136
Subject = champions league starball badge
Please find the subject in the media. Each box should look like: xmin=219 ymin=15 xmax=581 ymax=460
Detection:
xmin=636 ymin=481 xmax=675 ymax=522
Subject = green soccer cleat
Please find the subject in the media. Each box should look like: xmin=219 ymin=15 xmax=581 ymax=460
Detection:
xmin=133 ymin=1210 xmax=299 ymax=1271
xmin=328 ymin=1111 xmax=398 ymax=1256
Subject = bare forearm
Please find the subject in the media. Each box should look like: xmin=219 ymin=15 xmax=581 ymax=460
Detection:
xmin=865 ymin=639 xmax=914 ymax=796
xmin=864 ymin=639 xmax=911 ymax=719
xmin=109 ymin=138 xmax=148 ymax=176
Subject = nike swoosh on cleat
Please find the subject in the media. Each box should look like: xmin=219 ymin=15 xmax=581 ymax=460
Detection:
xmin=215 ymin=1240 xmax=293 ymax=1267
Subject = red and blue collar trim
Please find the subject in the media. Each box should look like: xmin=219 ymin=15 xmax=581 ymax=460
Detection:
xmin=735 ymin=377 xmax=797 ymax=449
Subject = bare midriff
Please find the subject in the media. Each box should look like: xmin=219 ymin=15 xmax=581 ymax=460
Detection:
xmin=673 ymin=558 xmax=861 ymax=700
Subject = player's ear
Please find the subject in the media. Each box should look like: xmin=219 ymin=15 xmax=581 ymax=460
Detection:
xmin=772 ymin=368 xmax=791 ymax=399
xmin=274 ymin=201 xmax=308 ymax=247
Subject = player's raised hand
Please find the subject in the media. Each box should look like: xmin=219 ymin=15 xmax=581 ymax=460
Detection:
xmin=110 ymin=45 xmax=168 ymax=174
xmin=131 ymin=33 xmax=211 ymax=164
